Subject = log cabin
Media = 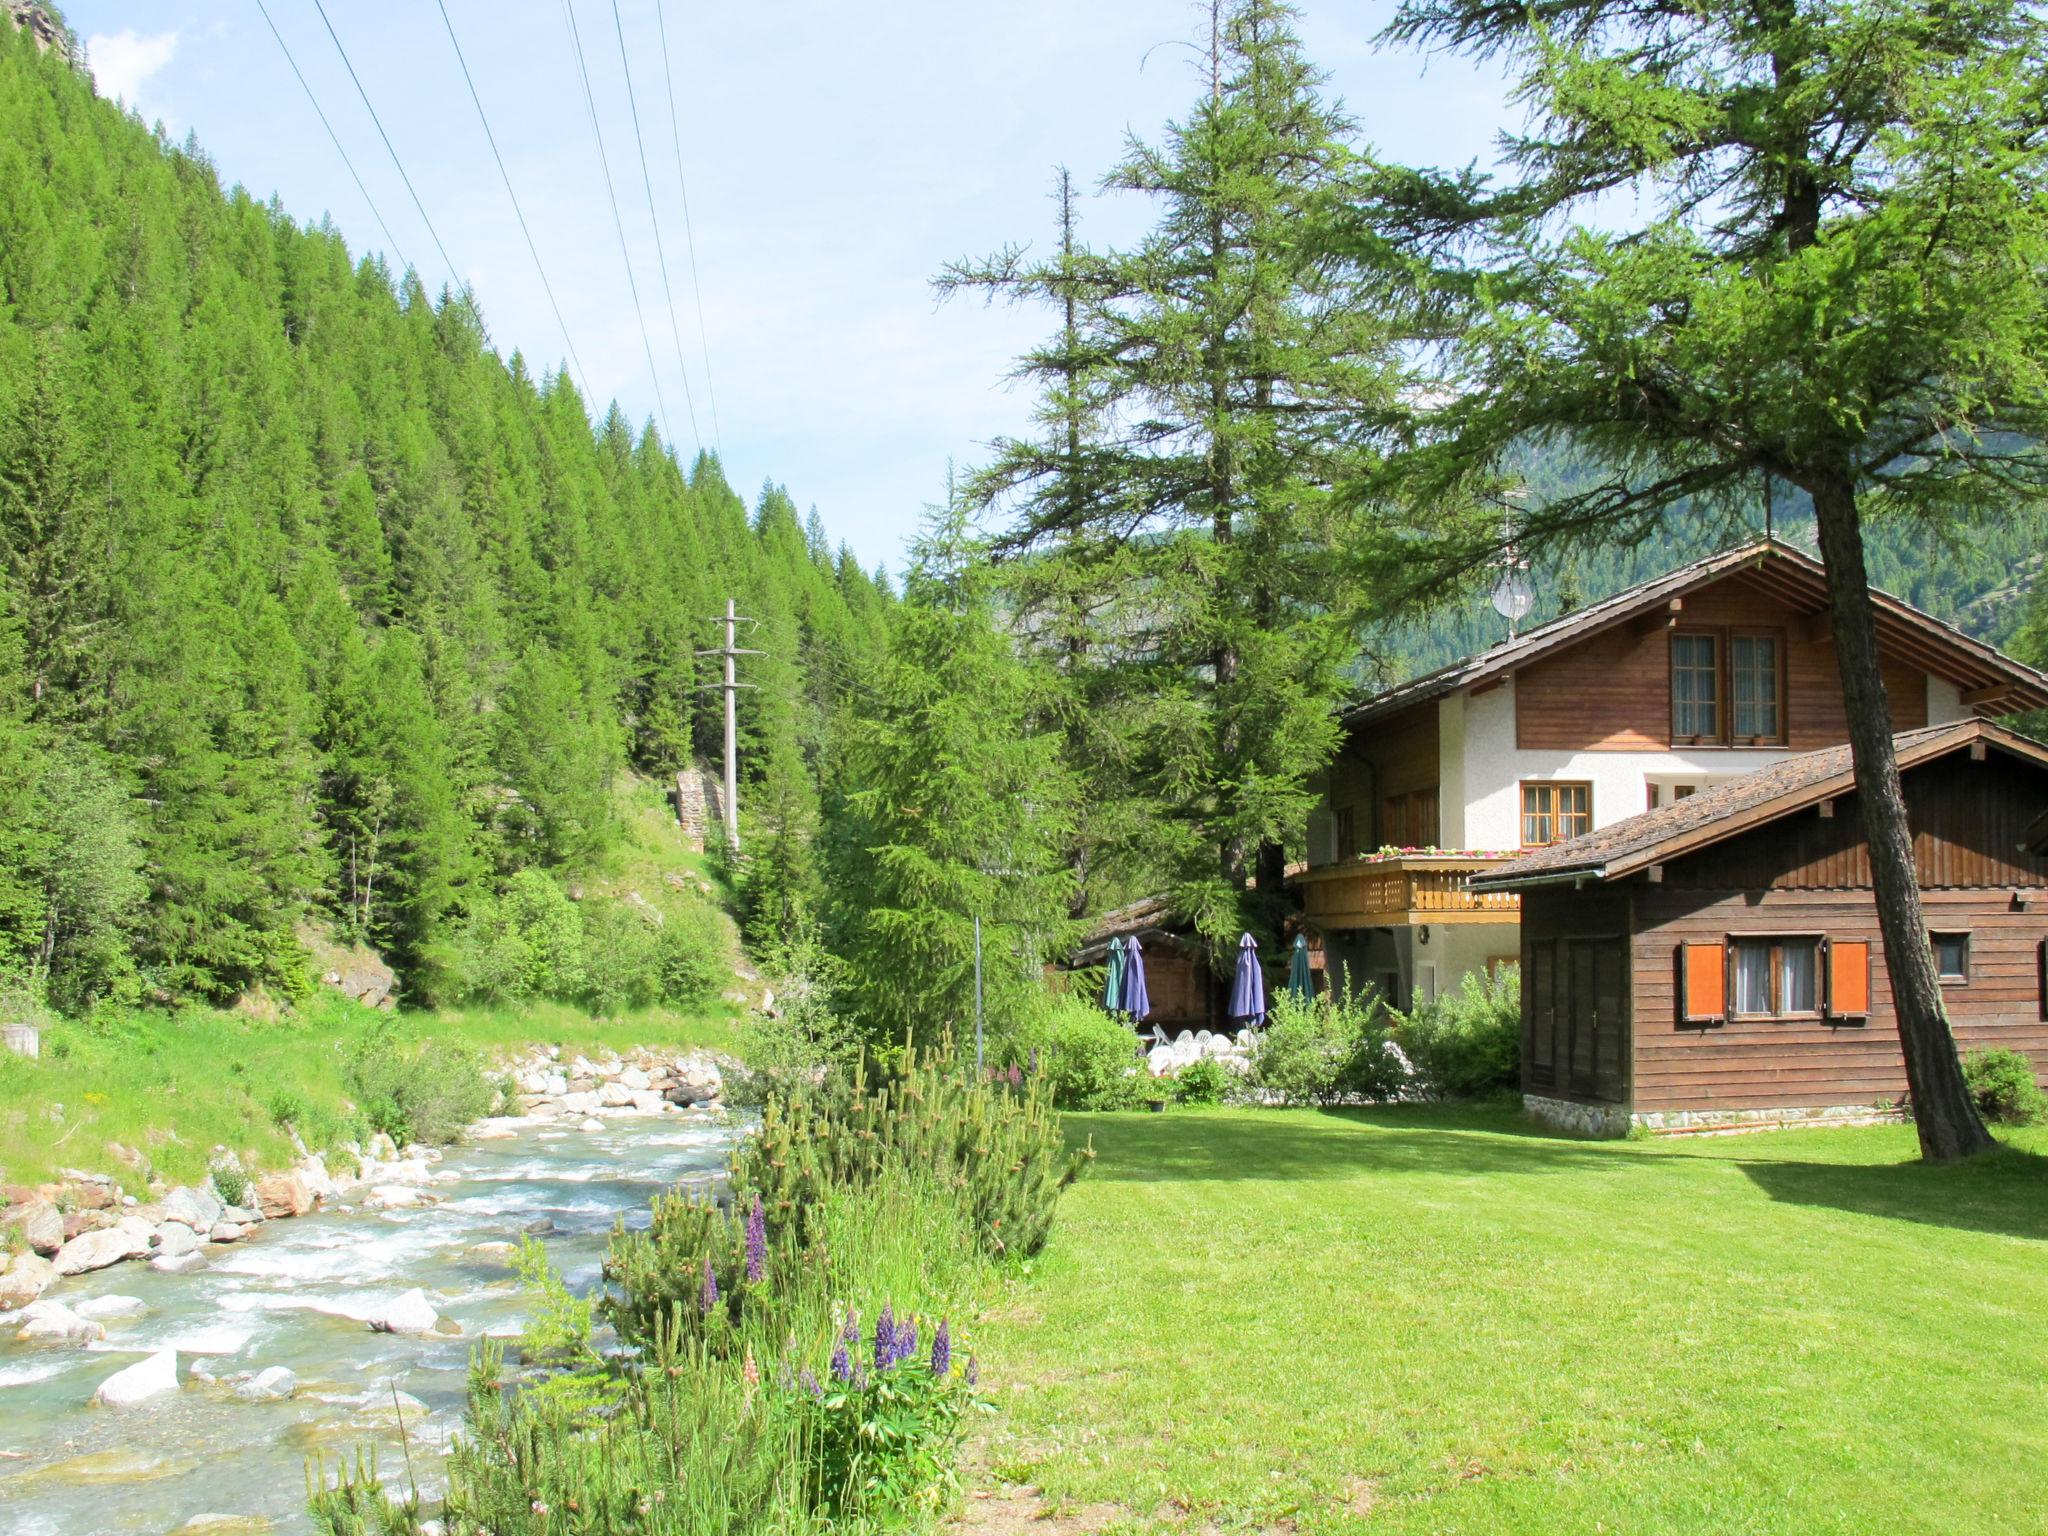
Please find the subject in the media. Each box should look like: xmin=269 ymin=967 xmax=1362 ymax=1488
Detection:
xmin=1294 ymin=538 xmax=2048 ymax=1010
xmin=1467 ymin=718 xmax=2048 ymax=1134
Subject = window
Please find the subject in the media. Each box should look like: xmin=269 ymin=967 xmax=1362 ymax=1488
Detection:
xmin=1671 ymin=633 xmax=1719 ymax=739
xmin=1673 ymin=783 xmax=1697 ymax=800
xmin=1730 ymin=634 xmax=1781 ymax=740
xmin=1521 ymin=782 xmax=1592 ymax=847
xmin=1647 ymin=782 xmax=1661 ymax=811
xmin=1377 ymin=789 xmax=1438 ymax=850
xmin=1932 ymin=932 xmax=1970 ymax=983
xmin=1731 ymin=936 xmax=1820 ymax=1017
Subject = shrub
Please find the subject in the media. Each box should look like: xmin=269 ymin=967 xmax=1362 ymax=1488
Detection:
xmin=1173 ymin=1055 xmax=1230 ymax=1106
xmin=1250 ymin=989 xmax=1404 ymax=1106
xmin=1962 ymin=1047 xmax=2047 ymax=1126
xmin=209 ymin=1152 xmax=249 ymax=1209
xmin=1006 ymin=994 xmax=1145 ymax=1111
xmin=451 ymin=869 xmax=588 ymax=1004
xmin=731 ymin=919 xmax=858 ymax=1105
xmin=657 ymin=900 xmax=729 ymax=1006
xmin=1397 ymin=967 xmax=1521 ymax=1099
xmin=343 ymin=1024 xmax=498 ymax=1146
xmin=579 ymin=898 xmax=662 ymax=1016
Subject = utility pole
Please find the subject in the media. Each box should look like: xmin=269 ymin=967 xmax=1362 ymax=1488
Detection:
xmin=695 ymin=598 xmax=758 ymax=851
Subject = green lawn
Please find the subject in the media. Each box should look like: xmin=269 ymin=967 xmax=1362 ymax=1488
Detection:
xmin=974 ymin=1106 xmax=2048 ymax=1534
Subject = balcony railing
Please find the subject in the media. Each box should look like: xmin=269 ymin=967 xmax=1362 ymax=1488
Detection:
xmin=1290 ymin=853 xmax=1520 ymax=928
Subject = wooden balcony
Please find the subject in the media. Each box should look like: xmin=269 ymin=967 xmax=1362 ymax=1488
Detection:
xmin=1291 ymin=854 xmax=1521 ymax=929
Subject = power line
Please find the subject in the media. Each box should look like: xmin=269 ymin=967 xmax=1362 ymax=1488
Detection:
xmin=653 ymin=0 xmax=723 ymax=456
xmin=609 ymin=0 xmax=700 ymax=453
xmin=433 ymin=0 xmax=593 ymax=406
xmin=561 ymin=0 xmax=674 ymax=447
xmin=251 ymin=0 xmax=412 ymax=277
xmin=308 ymin=0 xmax=464 ymax=299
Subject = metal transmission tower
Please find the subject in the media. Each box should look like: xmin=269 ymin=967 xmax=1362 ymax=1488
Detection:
xmin=695 ymin=599 xmax=759 ymax=851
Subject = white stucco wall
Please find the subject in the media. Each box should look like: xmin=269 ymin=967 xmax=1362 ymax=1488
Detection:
xmin=1927 ymin=674 xmax=1968 ymax=725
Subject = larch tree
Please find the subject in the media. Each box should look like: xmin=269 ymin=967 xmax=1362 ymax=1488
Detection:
xmin=1365 ymin=0 xmax=2048 ymax=1159
xmin=942 ymin=0 xmax=1402 ymax=947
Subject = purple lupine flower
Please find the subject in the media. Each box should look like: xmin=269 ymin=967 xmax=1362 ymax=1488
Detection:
xmin=852 ymin=1360 xmax=868 ymax=1392
xmin=745 ymin=1195 xmax=767 ymax=1285
xmin=800 ymin=1367 xmax=822 ymax=1399
xmin=778 ymin=1357 xmax=796 ymax=1392
xmin=873 ymin=1303 xmax=895 ymax=1370
xmin=930 ymin=1320 xmax=951 ymax=1377
xmin=898 ymin=1315 xmax=918 ymax=1366
xmin=965 ymin=1355 xmax=979 ymax=1388
xmin=830 ymin=1341 xmax=851 ymax=1381
xmin=699 ymin=1255 xmax=719 ymax=1314
xmin=842 ymin=1309 xmax=860 ymax=1346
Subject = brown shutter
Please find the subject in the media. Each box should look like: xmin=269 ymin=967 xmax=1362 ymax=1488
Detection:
xmin=1680 ymin=941 xmax=1725 ymax=1024
xmin=1828 ymin=939 xmax=1871 ymax=1018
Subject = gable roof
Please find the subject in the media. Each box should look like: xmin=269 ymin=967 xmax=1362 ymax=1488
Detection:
xmin=1470 ymin=719 xmax=2048 ymax=889
xmin=1346 ymin=538 xmax=2048 ymax=727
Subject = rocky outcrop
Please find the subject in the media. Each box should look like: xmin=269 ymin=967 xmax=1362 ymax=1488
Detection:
xmin=0 ymin=1251 xmax=55 ymax=1310
xmin=508 ymin=1045 xmax=729 ymax=1124
xmin=253 ymin=1170 xmax=313 ymax=1220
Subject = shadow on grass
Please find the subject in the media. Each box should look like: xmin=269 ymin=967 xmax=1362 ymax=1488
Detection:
xmin=1741 ymin=1146 xmax=2048 ymax=1242
xmin=1072 ymin=1103 xmax=1630 ymax=1184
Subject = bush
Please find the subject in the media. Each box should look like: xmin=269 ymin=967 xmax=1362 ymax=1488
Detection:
xmin=343 ymin=1023 xmax=498 ymax=1145
xmin=657 ymin=901 xmax=729 ymax=1006
xmin=1006 ymin=994 xmax=1145 ymax=1110
xmin=451 ymin=869 xmax=588 ymax=1004
xmin=1173 ymin=1055 xmax=1231 ymax=1106
xmin=1396 ymin=966 xmax=1521 ymax=1100
xmin=579 ymin=898 xmax=662 ymax=1016
xmin=1249 ymin=989 xmax=1404 ymax=1106
xmin=1962 ymin=1047 xmax=2047 ymax=1126
xmin=731 ymin=918 xmax=858 ymax=1104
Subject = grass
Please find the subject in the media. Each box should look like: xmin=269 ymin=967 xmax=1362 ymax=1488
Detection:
xmin=975 ymin=1105 xmax=2048 ymax=1534
xmin=0 ymin=993 xmax=744 ymax=1192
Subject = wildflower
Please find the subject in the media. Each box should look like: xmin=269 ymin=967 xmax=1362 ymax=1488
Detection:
xmin=743 ymin=1347 xmax=760 ymax=1387
xmin=830 ymin=1341 xmax=851 ymax=1381
xmin=745 ymin=1194 xmax=767 ymax=1284
xmin=842 ymin=1308 xmax=860 ymax=1346
xmin=1007 ymin=1064 xmax=1023 ymax=1087
xmin=874 ymin=1302 xmax=895 ymax=1369
xmin=965 ymin=1355 xmax=979 ymax=1388
xmin=898 ymin=1314 xmax=918 ymax=1365
xmin=930 ymin=1319 xmax=951 ymax=1377
xmin=852 ymin=1361 xmax=868 ymax=1392
xmin=800 ymin=1367 xmax=822 ymax=1399
xmin=699 ymin=1255 xmax=719 ymax=1314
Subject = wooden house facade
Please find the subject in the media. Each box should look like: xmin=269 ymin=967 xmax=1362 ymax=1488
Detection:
xmin=1471 ymin=720 xmax=2048 ymax=1134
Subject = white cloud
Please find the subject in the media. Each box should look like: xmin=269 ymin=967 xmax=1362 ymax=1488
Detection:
xmin=86 ymin=29 xmax=179 ymax=111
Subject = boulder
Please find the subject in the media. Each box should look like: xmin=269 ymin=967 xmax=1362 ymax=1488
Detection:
xmin=367 ymin=1132 xmax=399 ymax=1161
xmin=619 ymin=1065 xmax=651 ymax=1091
xmin=235 ymin=1365 xmax=297 ymax=1402
xmin=629 ymin=1089 xmax=667 ymax=1114
xmin=94 ymin=1347 xmax=179 ymax=1407
xmin=664 ymin=1081 xmax=714 ymax=1107
xmin=558 ymin=1090 xmax=600 ymax=1116
xmin=597 ymin=1081 xmax=634 ymax=1108
xmin=151 ymin=1251 xmax=207 ymax=1276
xmin=159 ymin=1186 xmax=225 ymax=1232
xmin=15 ymin=1299 xmax=104 ymax=1343
xmin=543 ymin=1073 xmax=568 ymax=1097
xmin=295 ymin=1155 xmax=338 ymax=1204
xmin=53 ymin=1223 xmax=151 ymax=1276
xmin=75 ymin=1294 xmax=148 ymax=1321
xmin=578 ymin=1117 xmax=604 ymax=1133
xmin=208 ymin=1222 xmax=247 ymax=1244
xmin=0 ymin=1251 xmax=55 ymax=1310
xmin=366 ymin=1185 xmax=427 ymax=1209
xmin=12 ymin=1198 xmax=64 ymax=1255
xmin=253 ymin=1171 xmax=313 ymax=1220
xmin=522 ymin=1215 xmax=555 ymax=1235
xmin=154 ymin=1222 xmax=202 ymax=1259
xmin=370 ymin=1287 xmax=456 ymax=1336
xmin=221 ymin=1204 xmax=262 ymax=1225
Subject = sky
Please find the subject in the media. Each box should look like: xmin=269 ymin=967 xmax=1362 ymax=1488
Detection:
xmin=64 ymin=0 xmax=1514 ymax=572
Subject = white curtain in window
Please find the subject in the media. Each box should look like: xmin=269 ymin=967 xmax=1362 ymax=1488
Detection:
xmin=1733 ymin=941 xmax=1771 ymax=1015
xmin=1779 ymin=942 xmax=1817 ymax=1013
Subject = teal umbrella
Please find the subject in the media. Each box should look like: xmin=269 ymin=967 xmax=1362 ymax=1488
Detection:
xmin=1101 ymin=936 xmax=1128 ymax=1014
xmin=1286 ymin=933 xmax=1313 ymax=1003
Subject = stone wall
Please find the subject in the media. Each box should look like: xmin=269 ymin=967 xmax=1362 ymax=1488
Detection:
xmin=1523 ymin=1092 xmax=1908 ymax=1139
xmin=1522 ymin=1093 xmax=1631 ymax=1139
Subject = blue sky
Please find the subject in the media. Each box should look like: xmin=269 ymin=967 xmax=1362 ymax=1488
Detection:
xmin=68 ymin=1 xmax=1512 ymax=571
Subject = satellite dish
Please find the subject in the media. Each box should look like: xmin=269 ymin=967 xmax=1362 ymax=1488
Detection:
xmin=1491 ymin=573 xmax=1535 ymax=624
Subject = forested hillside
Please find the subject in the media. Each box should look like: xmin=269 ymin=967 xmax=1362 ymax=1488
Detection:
xmin=0 ymin=26 xmax=887 ymax=1013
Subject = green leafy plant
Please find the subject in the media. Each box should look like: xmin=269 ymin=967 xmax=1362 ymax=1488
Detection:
xmin=1396 ymin=967 xmax=1521 ymax=1101
xmin=1173 ymin=1055 xmax=1231 ymax=1107
xmin=1250 ymin=990 xmax=1404 ymax=1106
xmin=342 ymin=1024 xmax=496 ymax=1146
xmin=1962 ymin=1048 xmax=2048 ymax=1127
xmin=209 ymin=1152 xmax=249 ymax=1209
xmin=1006 ymin=994 xmax=1145 ymax=1110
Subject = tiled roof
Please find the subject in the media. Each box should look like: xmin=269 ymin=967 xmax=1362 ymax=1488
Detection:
xmin=1470 ymin=720 xmax=2048 ymax=887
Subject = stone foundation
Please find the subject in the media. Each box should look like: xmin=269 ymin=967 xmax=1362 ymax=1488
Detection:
xmin=1523 ymin=1093 xmax=1631 ymax=1139
xmin=1524 ymin=1093 xmax=1909 ymax=1139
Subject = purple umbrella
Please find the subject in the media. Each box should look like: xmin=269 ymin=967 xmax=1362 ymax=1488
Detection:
xmin=1228 ymin=933 xmax=1266 ymax=1025
xmin=1120 ymin=935 xmax=1152 ymax=1021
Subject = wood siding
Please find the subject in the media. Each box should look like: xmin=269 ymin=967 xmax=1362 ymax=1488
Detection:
xmin=1329 ymin=702 xmax=1438 ymax=848
xmin=1514 ymin=572 xmax=1928 ymax=753
xmin=1521 ymin=889 xmax=1632 ymax=1105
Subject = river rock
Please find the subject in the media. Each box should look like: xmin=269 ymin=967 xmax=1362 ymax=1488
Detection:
xmin=208 ymin=1221 xmax=247 ymax=1243
xmin=0 ymin=1251 xmax=55 ymax=1309
xmin=75 ymin=1294 xmax=148 ymax=1321
xmin=160 ymin=1185 xmax=226 ymax=1231
xmin=253 ymin=1171 xmax=313 ymax=1220
xmin=235 ymin=1364 xmax=297 ymax=1401
xmin=366 ymin=1185 xmax=429 ymax=1209
xmin=369 ymin=1287 xmax=455 ymax=1336
xmin=12 ymin=1197 xmax=64 ymax=1255
xmin=522 ymin=1215 xmax=555 ymax=1235
xmin=628 ymin=1089 xmax=667 ymax=1113
xmin=152 ymin=1250 xmax=207 ymax=1275
xmin=558 ymin=1090 xmax=600 ymax=1116
xmin=94 ymin=1347 xmax=179 ymax=1407
xmin=578 ymin=1117 xmax=605 ymax=1132
xmin=53 ymin=1222 xmax=152 ymax=1276
xmin=16 ymin=1298 xmax=105 ymax=1343
xmin=295 ymin=1155 xmax=338 ymax=1204
xmin=222 ymin=1203 xmax=262 ymax=1225
xmin=155 ymin=1220 xmax=202 ymax=1257
xmin=598 ymin=1081 xmax=634 ymax=1107
xmin=620 ymin=1065 xmax=651 ymax=1091
xmin=543 ymin=1072 xmax=567 ymax=1097
xmin=366 ymin=1132 xmax=399 ymax=1160
xmin=664 ymin=1081 xmax=714 ymax=1107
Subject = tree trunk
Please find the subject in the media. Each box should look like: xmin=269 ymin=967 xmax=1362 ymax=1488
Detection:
xmin=1808 ymin=469 xmax=1994 ymax=1160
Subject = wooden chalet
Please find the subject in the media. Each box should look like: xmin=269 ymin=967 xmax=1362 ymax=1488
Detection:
xmin=1470 ymin=719 xmax=2048 ymax=1134
xmin=1063 ymin=897 xmax=1232 ymax=1034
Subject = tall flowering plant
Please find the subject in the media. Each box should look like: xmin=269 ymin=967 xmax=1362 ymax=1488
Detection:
xmin=788 ymin=1300 xmax=988 ymax=1521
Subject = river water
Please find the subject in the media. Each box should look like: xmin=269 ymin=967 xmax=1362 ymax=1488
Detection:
xmin=0 ymin=1112 xmax=741 ymax=1535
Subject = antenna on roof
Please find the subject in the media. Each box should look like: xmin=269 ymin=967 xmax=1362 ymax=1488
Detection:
xmin=1492 ymin=483 xmax=1535 ymax=639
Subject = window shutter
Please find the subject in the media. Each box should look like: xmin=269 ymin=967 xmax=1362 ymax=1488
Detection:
xmin=1827 ymin=939 xmax=1871 ymax=1018
xmin=1680 ymin=941 xmax=1725 ymax=1024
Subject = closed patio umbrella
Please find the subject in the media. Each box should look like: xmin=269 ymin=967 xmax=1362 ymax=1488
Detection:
xmin=1286 ymin=933 xmax=1313 ymax=1004
xmin=1228 ymin=932 xmax=1266 ymax=1026
xmin=1101 ymin=936 xmax=1128 ymax=1014
xmin=1120 ymin=936 xmax=1152 ymax=1022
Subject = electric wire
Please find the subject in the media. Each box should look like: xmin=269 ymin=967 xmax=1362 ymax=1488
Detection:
xmin=433 ymin=0 xmax=594 ymax=405
xmin=307 ymin=0 xmax=465 ymax=299
xmin=251 ymin=0 xmax=412 ymax=277
xmin=561 ymin=0 xmax=675 ymax=447
xmin=608 ymin=0 xmax=701 ymax=451
xmin=652 ymin=0 xmax=723 ymax=455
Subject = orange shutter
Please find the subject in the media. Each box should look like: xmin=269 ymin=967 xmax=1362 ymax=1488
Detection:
xmin=1680 ymin=941 xmax=1725 ymax=1023
xmin=1828 ymin=940 xmax=1871 ymax=1018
